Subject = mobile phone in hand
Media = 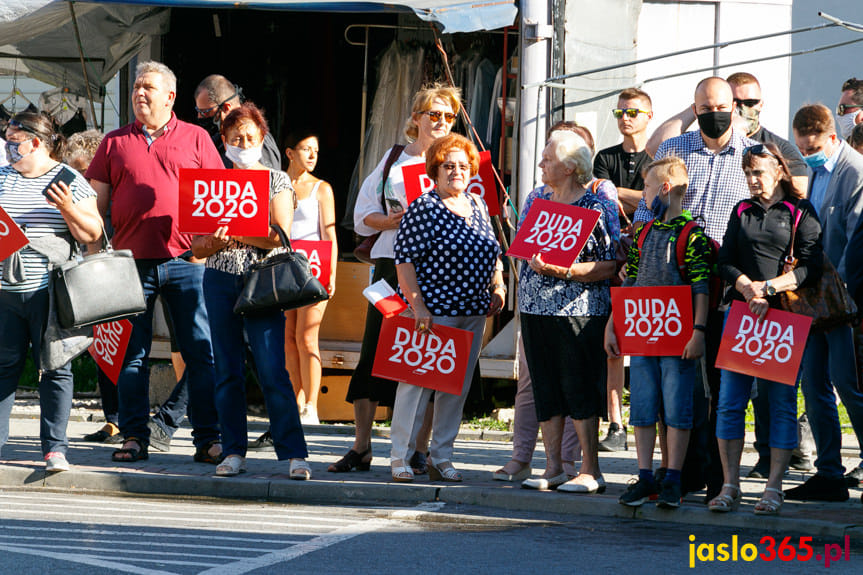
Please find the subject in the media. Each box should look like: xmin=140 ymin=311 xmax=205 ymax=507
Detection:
xmin=43 ymin=167 xmax=77 ymax=197
xmin=386 ymin=198 xmax=404 ymax=213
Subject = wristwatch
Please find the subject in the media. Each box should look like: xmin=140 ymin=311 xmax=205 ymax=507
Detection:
xmin=763 ymin=280 xmax=776 ymax=297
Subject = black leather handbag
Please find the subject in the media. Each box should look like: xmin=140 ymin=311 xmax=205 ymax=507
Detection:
xmin=233 ymin=224 xmax=329 ymax=314
xmin=53 ymin=234 xmax=146 ymax=329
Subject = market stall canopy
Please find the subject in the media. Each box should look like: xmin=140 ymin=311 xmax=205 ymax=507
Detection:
xmin=0 ymin=0 xmax=516 ymax=100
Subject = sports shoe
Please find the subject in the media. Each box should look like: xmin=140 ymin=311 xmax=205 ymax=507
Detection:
xmin=300 ymin=404 xmax=320 ymax=425
xmin=845 ymin=465 xmax=863 ymax=488
xmin=785 ymin=474 xmax=849 ymax=502
xmin=248 ymin=430 xmax=274 ymax=451
xmin=789 ymin=454 xmax=814 ymax=472
xmin=147 ymin=419 xmax=172 ymax=452
xmin=747 ymin=458 xmax=770 ymax=479
xmin=44 ymin=452 xmax=70 ymax=473
xmin=619 ymin=478 xmax=658 ymax=507
xmin=598 ymin=424 xmax=627 ymax=452
xmin=656 ymin=480 xmax=682 ymax=509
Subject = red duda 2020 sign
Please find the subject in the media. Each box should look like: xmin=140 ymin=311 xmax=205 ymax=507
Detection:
xmin=178 ymin=168 xmax=270 ymax=236
xmin=715 ymin=300 xmax=812 ymax=386
xmin=292 ymin=240 xmax=333 ymax=291
xmin=611 ymin=286 xmax=694 ymax=356
xmin=506 ymin=198 xmax=601 ymax=267
xmin=401 ymin=151 xmax=500 ymax=216
xmin=372 ymin=315 xmax=474 ymax=395
xmin=0 ymin=205 xmax=29 ymax=261
xmin=88 ymin=319 xmax=133 ymax=384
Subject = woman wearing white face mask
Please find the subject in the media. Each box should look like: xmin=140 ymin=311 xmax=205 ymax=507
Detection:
xmin=191 ymin=102 xmax=311 ymax=479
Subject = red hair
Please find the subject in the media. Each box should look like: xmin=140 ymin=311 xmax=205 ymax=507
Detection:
xmin=425 ymin=134 xmax=480 ymax=180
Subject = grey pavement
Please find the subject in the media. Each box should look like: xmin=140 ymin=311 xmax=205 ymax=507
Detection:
xmin=1 ymin=400 xmax=861 ymax=545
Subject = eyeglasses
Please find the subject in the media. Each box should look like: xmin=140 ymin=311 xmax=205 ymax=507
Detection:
xmin=441 ymin=162 xmax=471 ymax=172
xmin=743 ymin=144 xmax=778 ymax=160
xmin=195 ymin=102 xmax=220 ymax=117
xmin=423 ymin=110 xmax=457 ymax=123
xmin=734 ymin=98 xmax=761 ymax=108
xmin=195 ymin=85 xmax=242 ymax=117
xmin=612 ymin=108 xmax=649 ymax=119
xmin=837 ymin=103 xmax=863 ymax=116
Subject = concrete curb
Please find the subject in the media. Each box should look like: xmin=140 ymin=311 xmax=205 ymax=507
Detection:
xmin=2 ymin=463 xmax=860 ymax=546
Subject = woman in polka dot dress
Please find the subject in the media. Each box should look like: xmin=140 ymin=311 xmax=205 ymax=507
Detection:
xmin=388 ymin=134 xmax=505 ymax=482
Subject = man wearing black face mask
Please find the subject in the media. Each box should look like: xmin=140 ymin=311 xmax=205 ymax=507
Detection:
xmin=193 ymin=74 xmax=281 ymax=170
xmin=633 ymin=76 xmax=758 ymax=503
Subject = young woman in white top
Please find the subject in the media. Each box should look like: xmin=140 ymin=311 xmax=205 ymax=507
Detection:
xmin=284 ymin=132 xmax=337 ymax=425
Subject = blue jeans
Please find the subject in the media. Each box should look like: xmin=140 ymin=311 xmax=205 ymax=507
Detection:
xmin=204 ymin=268 xmax=307 ymax=460
xmin=629 ymin=356 xmax=696 ymax=429
xmin=0 ymin=288 xmax=73 ymax=456
xmin=117 ymin=258 xmax=219 ymax=447
xmin=800 ymin=325 xmax=863 ymax=478
xmin=717 ymin=368 xmax=799 ymax=449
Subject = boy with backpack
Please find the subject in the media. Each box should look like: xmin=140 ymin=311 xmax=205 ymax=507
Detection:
xmin=604 ymin=156 xmax=712 ymax=508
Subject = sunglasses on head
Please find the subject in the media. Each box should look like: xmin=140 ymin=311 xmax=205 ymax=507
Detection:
xmin=743 ymin=144 xmax=778 ymax=160
xmin=733 ymin=98 xmax=761 ymax=108
xmin=612 ymin=108 xmax=648 ymax=119
xmin=837 ymin=103 xmax=863 ymax=116
xmin=423 ymin=110 xmax=457 ymax=123
xmin=5 ymin=119 xmax=39 ymax=140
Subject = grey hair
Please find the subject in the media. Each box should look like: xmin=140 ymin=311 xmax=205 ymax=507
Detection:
xmin=548 ymin=130 xmax=593 ymax=185
xmin=135 ymin=61 xmax=177 ymax=93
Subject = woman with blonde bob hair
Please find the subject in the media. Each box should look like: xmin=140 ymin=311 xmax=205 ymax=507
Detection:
xmin=333 ymin=84 xmax=463 ymax=474
xmin=389 ymin=133 xmax=504 ymax=482
xmin=518 ymin=130 xmax=617 ymax=494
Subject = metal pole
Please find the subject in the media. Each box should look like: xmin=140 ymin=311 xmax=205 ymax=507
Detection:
xmin=358 ymin=25 xmax=368 ymax=178
xmin=67 ymin=1 xmax=99 ymax=130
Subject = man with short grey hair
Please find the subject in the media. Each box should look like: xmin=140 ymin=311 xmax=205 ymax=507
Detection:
xmin=86 ymin=61 xmax=224 ymax=464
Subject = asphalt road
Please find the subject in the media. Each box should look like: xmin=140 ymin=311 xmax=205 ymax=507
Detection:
xmin=0 ymin=490 xmax=860 ymax=574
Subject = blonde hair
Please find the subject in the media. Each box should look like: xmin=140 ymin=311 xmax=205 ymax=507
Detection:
xmin=403 ymin=83 xmax=462 ymax=142
xmin=548 ymin=130 xmax=593 ymax=185
xmin=644 ymin=156 xmax=689 ymax=195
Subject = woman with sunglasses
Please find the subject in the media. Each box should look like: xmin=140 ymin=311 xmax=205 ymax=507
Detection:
xmin=331 ymin=84 xmax=461 ymax=474
xmin=710 ymin=143 xmax=822 ymax=515
xmin=389 ymin=133 xmax=504 ymax=482
xmin=283 ymin=131 xmax=337 ymax=426
xmin=0 ymin=112 xmax=102 ymax=471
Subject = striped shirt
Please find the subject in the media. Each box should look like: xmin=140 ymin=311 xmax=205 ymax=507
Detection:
xmin=633 ymin=129 xmax=759 ymax=244
xmin=0 ymin=163 xmax=96 ymax=292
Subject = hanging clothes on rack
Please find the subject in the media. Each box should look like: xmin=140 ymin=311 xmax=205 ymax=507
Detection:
xmin=39 ymin=88 xmax=92 ymax=136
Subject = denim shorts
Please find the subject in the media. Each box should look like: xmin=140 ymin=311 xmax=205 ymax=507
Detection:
xmin=717 ymin=369 xmax=798 ymax=448
xmin=629 ymin=356 xmax=697 ymax=429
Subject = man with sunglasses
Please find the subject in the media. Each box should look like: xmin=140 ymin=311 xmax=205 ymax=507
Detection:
xmin=594 ymin=88 xmax=653 ymax=218
xmin=194 ymin=74 xmax=281 ymax=170
xmin=837 ymin=78 xmax=863 ymax=142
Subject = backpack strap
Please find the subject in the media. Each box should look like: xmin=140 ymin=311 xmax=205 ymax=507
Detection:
xmin=379 ymin=144 xmax=406 ymax=212
xmin=675 ymin=220 xmax=698 ymax=280
xmin=636 ymin=219 xmax=655 ymax=252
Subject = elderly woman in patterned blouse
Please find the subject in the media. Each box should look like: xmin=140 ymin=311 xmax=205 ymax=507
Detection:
xmin=388 ymin=133 xmax=505 ymax=483
xmin=518 ymin=130 xmax=617 ymax=494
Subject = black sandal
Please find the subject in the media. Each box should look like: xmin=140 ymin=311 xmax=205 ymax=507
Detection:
xmin=111 ymin=437 xmax=149 ymax=462
xmin=327 ymin=447 xmax=372 ymax=472
xmin=194 ymin=439 xmax=224 ymax=464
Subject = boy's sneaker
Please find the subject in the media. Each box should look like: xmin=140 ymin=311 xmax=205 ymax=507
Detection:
xmin=619 ymin=478 xmax=658 ymax=507
xmin=656 ymin=480 xmax=682 ymax=509
xmin=598 ymin=424 xmax=627 ymax=452
xmin=44 ymin=452 xmax=70 ymax=473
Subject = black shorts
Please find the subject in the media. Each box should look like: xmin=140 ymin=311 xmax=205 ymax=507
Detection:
xmin=521 ymin=313 xmax=607 ymax=421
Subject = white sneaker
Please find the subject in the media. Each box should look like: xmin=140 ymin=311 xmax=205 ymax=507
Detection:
xmin=300 ymin=403 xmax=320 ymax=425
xmin=44 ymin=452 xmax=70 ymax=472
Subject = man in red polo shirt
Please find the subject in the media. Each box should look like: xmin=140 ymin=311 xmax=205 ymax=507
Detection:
xmin=86 ymin=61 xmax=224 ymax=464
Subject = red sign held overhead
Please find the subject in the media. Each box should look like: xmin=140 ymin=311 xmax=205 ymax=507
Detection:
xmin=372 ymin=315 xmax=474 ymax=395
xmin=0 ymin=205 xmax=29 ymax=261
xmin=506 ymin=198 xmax=601 ymax=267
xmin=715 ymin=300 xmax=812 ymax=386
xmin=401 ymin=151 xmax=500 ymax=216
xmin=611 ymin=286 xmax=694 ymax=356
xmin=88 ymin=319 xmax=133 ymax=384
xmin=292 ymin=240 xmax=333 ymax=292
xmin=178 ymin=168 xmax=270 ymax=237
